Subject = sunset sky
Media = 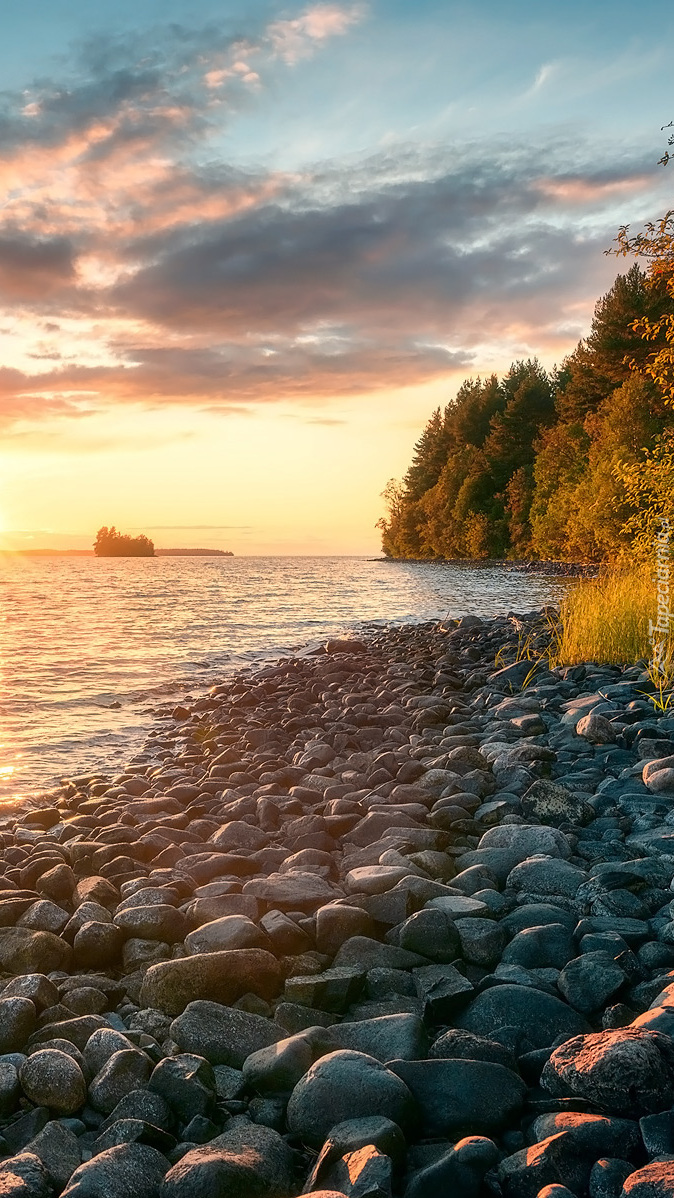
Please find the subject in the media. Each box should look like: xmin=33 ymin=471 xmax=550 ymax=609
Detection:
xmin=0 ymin=0 xmax=672 ymax=555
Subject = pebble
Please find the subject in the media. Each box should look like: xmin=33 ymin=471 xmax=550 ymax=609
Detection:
xmin=0 ymin=612 xmax=673 ymax=1195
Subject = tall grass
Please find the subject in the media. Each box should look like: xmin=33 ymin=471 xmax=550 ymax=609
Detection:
xmin=545 ymin=567 xmax=670 ymax=699
xmin=550 ymin=566 xmax=655 ymax=668
xmin=548 ymin=565 xmax=674 ymax=703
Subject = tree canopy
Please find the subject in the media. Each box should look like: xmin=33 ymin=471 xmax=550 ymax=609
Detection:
xmin=378 ymin=263 xmax=674 ymax=562
xmin=94 ymin=527 xmax=155 ymax=557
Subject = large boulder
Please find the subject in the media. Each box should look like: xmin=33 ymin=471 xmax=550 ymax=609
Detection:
xmin=169 ymin=1002 xmax=282 ymax=1068
xmin=0 ymin=928 xmax=72 ymax=973
xmin=184 ymin=916 xmax=268 ymax=955
xmin=19 ymin=1049 xmax=86 ymax=1115
xmin=62 ymin=1143 xmax=168 ymax=1197
xmin=455 ymin=984 xmax=590 ymax=1050
xmin=521 ymin=780 xmax=594 ymax=826
xmin=390 ymin=1059 xmax=526 ymax=1137
xmin=477 ymin=825 xmax=572 ymax=861
xmin=620 ymin=1160 xmax=674 ymax=1195
xmin=242 ymin=873 xmax=342 ymax=912
xmin=541 ymin=1028 xmax=674 ymax=1116
xmin=139 ymin=950 xmax=282 ymax=1015
xmin=159 ymin=1117 xmax=294 ymax=1197
xmin=286 ymin=1050 xmax=415 ymax=1146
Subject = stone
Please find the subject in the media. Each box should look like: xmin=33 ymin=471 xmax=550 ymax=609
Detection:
xmin=333 ymin=937 xmax=425 ymax=971
xmin=576 ymin=714 xmax=618 ymax=745
xmin=2 ymin=1107 xmax=50 ymax=1153
xmin=643 ymin=755 xmax=674 ymax=789
xmin=321 ymin=1144 xmax=392 ymax=1198
xmin=316 ymin=904 xmax=376 ymax=955
xmin=19 ymin=1049 xmax=86 ymax=1115
xmin=413 ymin=963 xmax=474 ymax=1020
xmin=530 ymin=1112 xmax=642 ymax=1164
xmin=404 ymin=1136 xmax=499 ymax=1198
xmin=429 ymin=1028 xmax=517 ymax=1068
xmin=522 ymin=779 xmax=594 ymax=827
xmin=478 ymin=824 xmax=572 ymax=861
xmin=507 ymin=857 xmax=587 ymax=898
xmin=455 ymin=984 xmax=590 ymax=1050
xmin=0 ymin=998 xmax=36 ymax=1053
xmin=100 ymin=1088 xmax=173 ymax=1134
xmin=321 ymin=1014 xmax=426 ymax=1063
xmin=243 ymin=872 xmax=341 ymax=912
xmin=114 ymin=905 xmax=188 ymax=943
xmin=139 ymin=949 xmax=282 ymax=1014
xmin=159 ymin=1116 xmax=294 ymax=1197
xmin=425 ymin=894 xmax=490 ymax=919
xmin=0 ymin=928 xmax=72 ymax=973
xmin=305 ymin=1115 xmax=405 ymax=1192
xmin=92 ymin=1118 xmax=176 ymax=1155
xmin=0 ymin=1153 xmax=52 ymax=1198
xmin=243 ymin=1030 xmax=316 ymax=1093
xmin=499 ymin=1133 xmax=593 ymax=1198
xmin=123 ymin=938 xmax=171 ymax=971
xmin=18 ymin=899 xmax=70 ymax=934
xmin=84 ymin=1028 xmax=136 ymax=1076
xmin=640 ymin=1110 xmax=674 ymax=1156
xmin=501 ymin=924 xmax=576 ymax=971
xmin=184 ymin=915 xmax=268 ymax=954
xmin=0 ymin=1061 xmax=20 ymax=1115
xmin=88 ymin=1049 xmax=153 ymax=1114
xmin=74 ymin=876 xmax=119 ymax=908
xmin=149 ymin=1054 xmax=216 ymax=1123
xmin=620 ymin=1161 xmax=674 ymax=1195
xmin=61 ymin=1143 xmax=169 ymax=1198
xmin=590 ymin=1158 xmax=633 ymax=1198
xmin=1 ymin=974 xmax=59 ymax=1011
xmin=170 ymin=1001 xmax=282 ymax=1068
xmin=541 ymin=1028 xmax=674 ymax=1116
xmin=285 ymin=967 xmax=365 ymax=1014
xmin=210 ymin=822 xmax=269 ymax=851
xmin=558 ymin=953 xmax=627 ymax=1015
xmin=501 ymin=903 xmax=577 ymax=936
xmin=391 ymin=1058 xmax=526 ymax=1137
xmin=287 ymin=1050 xmax=415 ymax=1147
xmin=454 ymin=917 xmax=506 ymax=966
xmin=73 ymin=922 xmax=124 ymax=968
xmin=394 ymin=910 xmax=460 ymax=969
xmin=25 ymin=1120 xmax=81 ymax=1190
xmin=186 ymin=894 xmax=260 ymax=924
xmin=346 ymin=866 xmax=410 ymax=894
xmin=64 ymin=902 xmax=113 ymax=940
xmin=259 ymin=910 xmax=312 ymax=955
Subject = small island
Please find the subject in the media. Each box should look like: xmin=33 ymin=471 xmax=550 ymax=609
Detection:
xmin=94 ymin=526 xmax=155 ymax=557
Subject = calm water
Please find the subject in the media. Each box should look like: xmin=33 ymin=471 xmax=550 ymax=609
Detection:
xmin=0 ymin=556 xmax=568 ymax=798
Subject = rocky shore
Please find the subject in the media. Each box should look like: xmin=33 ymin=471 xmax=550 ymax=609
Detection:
xmin=1 ymin=610 xmax=674 ymax=1195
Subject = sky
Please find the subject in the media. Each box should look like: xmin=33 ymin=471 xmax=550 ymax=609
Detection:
xmin=0 ymin=0 xmax=672 ymax=555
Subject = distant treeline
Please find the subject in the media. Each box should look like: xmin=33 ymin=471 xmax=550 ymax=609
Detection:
xmin=156 ymin=549 xmax=234 ymax=556
xmin=378 ymin=265 xmax=674 ymax=562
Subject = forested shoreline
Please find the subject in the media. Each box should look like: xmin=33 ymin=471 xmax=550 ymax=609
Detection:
xmin=378 ymin=264 xmax=674 ymax=562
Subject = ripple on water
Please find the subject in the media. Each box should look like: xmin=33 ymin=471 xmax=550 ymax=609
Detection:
xmin=0 ymin=555 xmax=568 ymax=797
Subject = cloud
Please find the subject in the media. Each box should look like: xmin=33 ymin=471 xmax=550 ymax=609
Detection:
xmin=0 ymin=8 xmax=665 ymax=430
xmin=0 ymin=232 xmax=76 ymax=300
xmin=268 ymin=3 xmax=365 ymax=64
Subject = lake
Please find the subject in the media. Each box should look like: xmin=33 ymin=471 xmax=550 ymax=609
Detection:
xmin=0 ymin=556 xmax=568 ymax=798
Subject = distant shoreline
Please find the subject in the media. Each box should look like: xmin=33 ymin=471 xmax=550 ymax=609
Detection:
xmin=0 ymin=548 xmax=234 ymax=557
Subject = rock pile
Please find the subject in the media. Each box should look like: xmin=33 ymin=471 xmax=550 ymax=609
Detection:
xmin=0 ymin=610 xmax=673 ymax=1195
